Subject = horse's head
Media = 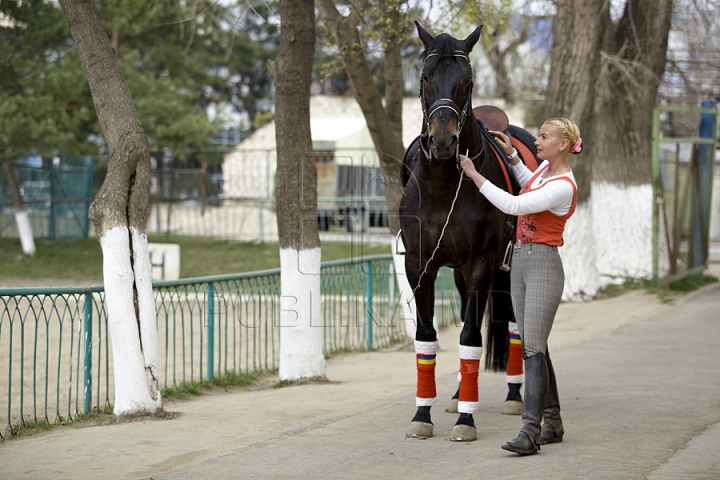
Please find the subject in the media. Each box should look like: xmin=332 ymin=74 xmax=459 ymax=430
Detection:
xmin=417 ymin=22 xmax=482 ymax=161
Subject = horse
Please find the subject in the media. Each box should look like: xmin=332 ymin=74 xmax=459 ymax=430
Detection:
xmin=399 ymin=22 xmax=518 ymax=442
xmin=442 ymin=106 xmax=540 ymax=417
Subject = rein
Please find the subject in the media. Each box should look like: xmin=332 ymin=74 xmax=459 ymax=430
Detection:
xmin=408 ymin=169 xmax=465 ymax=305
xmin=407 ymin=145 xmax=484 ymax=306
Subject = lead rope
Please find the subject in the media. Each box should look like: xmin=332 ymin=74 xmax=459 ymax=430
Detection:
xmin=407 ymin=164 xmax=466 ymax=306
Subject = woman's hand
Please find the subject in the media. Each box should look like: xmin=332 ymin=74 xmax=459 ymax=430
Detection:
xmin=458 ymin=154 xmax=476 ymax=176
xmin=458 ymin=154 xmax=486 ymax=188
xmin=489 ymin=130 xmax=514 ymax=156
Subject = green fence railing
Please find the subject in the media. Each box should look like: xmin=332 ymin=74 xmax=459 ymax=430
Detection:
xmin=1 ymin=255 xmax=458 ymax=440
xmin=652 ymin=103 xmax=718 ymax=286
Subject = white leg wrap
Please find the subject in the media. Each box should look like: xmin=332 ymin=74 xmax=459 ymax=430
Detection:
xmin=414 ymin=340 xmax=439 ymax=355
xmin=506 ymin=373 xmax=525 ymax=384
xmin=416 ymin=396 xmax=437 ymax=407
xmin=458 ymin=345 xmax=483 ymax=360
xmin=458 ymin=401 xmax=479 ymax=414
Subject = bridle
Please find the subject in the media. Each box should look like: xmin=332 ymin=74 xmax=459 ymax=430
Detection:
xmin=406 ymin=50 xmax=486 ymax=304
xmin=419 ymin=50 xmax=479 ymax=162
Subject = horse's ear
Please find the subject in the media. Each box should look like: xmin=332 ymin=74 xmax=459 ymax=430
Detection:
xmin=415 ymin=21 xmax=435 ymax=50
xmin=462 ymin=25 xmax=483 ymax=53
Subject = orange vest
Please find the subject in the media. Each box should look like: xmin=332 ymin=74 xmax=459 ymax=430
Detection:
xmin=516 ymin=164 xmax=577 ymax=246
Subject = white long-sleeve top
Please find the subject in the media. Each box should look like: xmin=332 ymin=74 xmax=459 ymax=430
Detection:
xmin=478 ymin=160 xmax=576 ymax=216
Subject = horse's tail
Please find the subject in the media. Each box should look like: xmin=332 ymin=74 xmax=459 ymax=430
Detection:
xmin=485 ymin=266 xmax=511 ymax=372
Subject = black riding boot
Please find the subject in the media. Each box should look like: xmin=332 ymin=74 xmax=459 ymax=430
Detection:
xmin=539 ymin=351 xmax=564 ymax=444
xmin=501 ymin=352 xmax=548 ymax=455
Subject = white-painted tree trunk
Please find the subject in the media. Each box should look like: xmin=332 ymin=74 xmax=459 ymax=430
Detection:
xmin=592 ymin=182 xmax=659 ymax=282
xmin=391 ymin=237 xmax=417 ymax=339
xmin=100 ymin=226 xmax=161 ymax=415
xmin=278 ymin=247 xmax=326 ymax=381
xmin=560 ymin=203 xmax=602 ymax=302
xmin=15 ymin=211 xmax=36 ymax=256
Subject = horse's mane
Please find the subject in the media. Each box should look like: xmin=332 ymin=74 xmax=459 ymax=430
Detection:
xmin=420 ymin=34 xmax=461 ymax=60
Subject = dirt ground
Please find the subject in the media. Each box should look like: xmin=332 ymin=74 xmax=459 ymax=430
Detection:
xmin=1 ymin=263 xmax=719 ymax=479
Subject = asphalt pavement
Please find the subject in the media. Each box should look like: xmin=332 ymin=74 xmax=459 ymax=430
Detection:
xmin=153 ymin=281 xmax=720 ymax=480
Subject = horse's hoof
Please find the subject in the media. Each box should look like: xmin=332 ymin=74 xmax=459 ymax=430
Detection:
xmin=502 ymin=400 xmax=523 ymax=415
xmin=445 ymin=398 xmax=458 ymax=413
xmin=406 ymin=421 xmax=433 ymax=439
xmin=449 ymin=424 xmax=477 ymax=442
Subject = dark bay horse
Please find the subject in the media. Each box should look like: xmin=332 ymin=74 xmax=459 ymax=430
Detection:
xmin=399 ymin=23 xmax=515 ymax=442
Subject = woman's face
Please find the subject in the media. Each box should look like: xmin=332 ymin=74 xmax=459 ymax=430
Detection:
xmin=534 ymin=123 xmax=569 ymax=161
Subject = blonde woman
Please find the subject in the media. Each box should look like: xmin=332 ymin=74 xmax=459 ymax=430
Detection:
xmin=459 ymin=118 xmax=582 ymax=455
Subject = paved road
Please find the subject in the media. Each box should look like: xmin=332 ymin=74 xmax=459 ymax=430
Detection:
xmin=3 ymin=279 xmax=719 ymax=479
xmin=154 ymin=282 xmax=720 ymax=480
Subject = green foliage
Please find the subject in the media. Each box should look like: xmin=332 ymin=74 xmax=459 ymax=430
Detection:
xmin=255 ymin=111 xmax=275 ymax=129
xmin=0 ymin=236 xmax=391 ymax=282
xmin=313 ymin=1 xmax=425 ymax=96
xmin=0 ymin=0 xmax=278 ymax=163
xmin=668 ymin=274 xmax=718 ymax=292
xmin=0 ymin=0 xmax=96 ymax=159
xmin=4 ymin=404 xmax=111 ymax=440
xmin=161 ymin=371 xmax=258 ymax=399
xmin=597 ymin=273 xmax=718 ymax=302
xmin=434 ymin=0 xmax=514 ymax=35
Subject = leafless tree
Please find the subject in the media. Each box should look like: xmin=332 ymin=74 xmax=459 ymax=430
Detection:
xmin=315 ymin=0 xmax=406 ymax=235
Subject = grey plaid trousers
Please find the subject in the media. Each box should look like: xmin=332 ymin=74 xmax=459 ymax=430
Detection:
xmin=510 ymin=243 xmax=565 ymax=357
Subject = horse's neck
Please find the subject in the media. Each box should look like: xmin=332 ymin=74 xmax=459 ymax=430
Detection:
xmin=458 ymin=112 xmax=484 ymax=159
xmin=460 ymin=115 xmax=506 ymax=188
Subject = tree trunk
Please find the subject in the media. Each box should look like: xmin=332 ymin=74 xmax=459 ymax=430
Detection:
xmin=482 ymin=24 xmax=529 ymax=104
xmin=316 ymin=0 xmax=413 ymax=336
xmin=544 ymin=0 xmax=674 ymax=295
xmin=1 ymin=159 xmax=36 ymax=255
xmin=591 ymin=0 xmax=674 ymax=282
xmin=594 ymin=0 xmax=674 ymax=184
xmin=543 ymin=0 xmax=610 ymax=300
xmin=274 ymin=0 xmax=326 ymax=381
xmin=59 ymin=0 xmax=161 ymax=416
xmin=315 ymin=0 xmax=405 ymax=235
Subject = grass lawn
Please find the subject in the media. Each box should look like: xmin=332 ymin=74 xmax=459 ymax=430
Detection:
xmin=0 ymin=235 xmax=391 ymax=283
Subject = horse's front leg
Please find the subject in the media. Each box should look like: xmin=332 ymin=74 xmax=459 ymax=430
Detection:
xmin=447 ymin=268 xmax=467 ymax=413
xmin=450 ymin=262 xmax=494 ymax=442
xmin=405 ymin=258 xmax=438 ymax=439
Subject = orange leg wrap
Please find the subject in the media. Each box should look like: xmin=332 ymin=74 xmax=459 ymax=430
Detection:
xmin=416 ymin=354 xmax=437 ymax=400
xmin=458 ymin=359 xmax=480 ymax=403
xmin=507 ymin=334 xmax=523 ymax=377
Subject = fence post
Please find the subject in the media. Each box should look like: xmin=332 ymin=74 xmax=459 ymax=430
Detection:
xmin=206 ymin=282 xmax=215 ymax=381
xmin=690 ymin=101 xmax=717 ymax=270
xmin=651 ymin=105 xmax=661 ymax=286
xmin=259 ymin=199 xmax=264 ymax=243
xmin=49 ymin=166 xmax=56 ymax=240
xmin=366 ymin=260 xmax=373 ymax=350
xmin=83 ymin=291 xmax=93 ymax=413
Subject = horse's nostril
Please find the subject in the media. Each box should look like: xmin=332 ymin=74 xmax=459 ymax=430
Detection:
xmin=452 ymin=135 xmax=458 ymax=144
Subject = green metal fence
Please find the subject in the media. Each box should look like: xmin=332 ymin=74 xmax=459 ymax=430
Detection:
xmin=0 ymin=156 xmax=94 ymax=240
xmin=1 ymin=255 xmax=457 ymax=440
xmin=652 ymin=104 xmax=718 ymax=286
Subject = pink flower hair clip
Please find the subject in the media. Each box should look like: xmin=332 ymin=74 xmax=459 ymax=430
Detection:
xmin=571 ymin=137 xmax=583 ymax=154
